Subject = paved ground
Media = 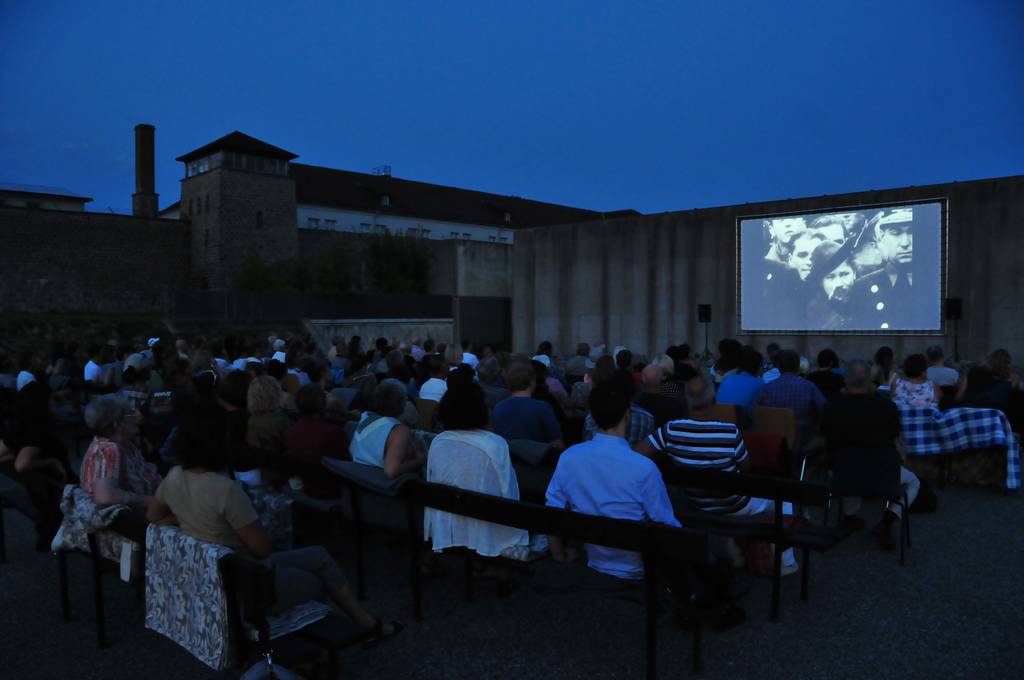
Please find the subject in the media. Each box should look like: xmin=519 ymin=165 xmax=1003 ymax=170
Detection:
xmin=2 ymin=484 xmax=1022 ymax=680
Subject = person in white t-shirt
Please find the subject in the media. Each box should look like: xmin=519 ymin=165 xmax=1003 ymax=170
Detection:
xmin=83 ymin=344 xmax=104 ymax=384
xmin=925 ymin=345 xmax=959 ymax=388
xmin=418 ymin=355 xmax=449 ymax=403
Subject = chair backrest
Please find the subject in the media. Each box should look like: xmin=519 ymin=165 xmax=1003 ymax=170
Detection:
xmin=711 ymin=403 xmax=738 ymax=424
xmin=322 ymin=457 xmax=417 ymax=497
xmin=830 ymin=447 xmax=903 ymax=501
xmin=657 ymin=460 xmax=831 ymax=508
xmin=753 ymin=405 xmax=797 ymax=450
xmin=405 ymin=479 xmax=707 ymax=562
xmin=740 ymin=430 xmax=787 ymax=475
xmin=415 ymin=398 xmax=438 ymax=432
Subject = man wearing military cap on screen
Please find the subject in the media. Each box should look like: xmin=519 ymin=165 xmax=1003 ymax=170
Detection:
xmin=848 ymin=208 xmax=917 ymax=330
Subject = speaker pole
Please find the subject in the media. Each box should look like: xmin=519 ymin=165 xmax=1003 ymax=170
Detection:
xmin=703 ymin=321 xmax=710 ymax=360
xmin=954 ymin=319 xmax=960 ymax=363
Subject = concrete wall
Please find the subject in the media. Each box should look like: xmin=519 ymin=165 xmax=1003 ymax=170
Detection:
xmin=0 ymin=206 xmax=189 ymax=313
xmin=296 ymin=229 xmax=513 ymax=297
xmin=306 ymin=318 xmax=454 ymax=352
xmin=512 ymin=175 xmax=1024 ymax=363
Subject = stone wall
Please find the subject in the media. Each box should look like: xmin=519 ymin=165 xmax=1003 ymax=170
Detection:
xmin=0 ymin=206 xmax=190 ymax=314
xmin=296 ymin=230 xmax=513 ymax=297
xmin=512 ymin=175 xmax=1024 ymax=362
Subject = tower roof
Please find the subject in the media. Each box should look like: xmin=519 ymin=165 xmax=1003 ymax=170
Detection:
xmin=175 ymin=131 xmax=298 ymax=163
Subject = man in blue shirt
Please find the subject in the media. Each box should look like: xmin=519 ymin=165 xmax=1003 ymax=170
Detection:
xmin=546 ymin=382 xmax=680 ymax=579
xmin=491 ymin=360 xmax=564 ymax=450
xmin=715 ymin=346 xmax=765 ymax=425
xmin=543 ymin=382 xmax=744 ymax=629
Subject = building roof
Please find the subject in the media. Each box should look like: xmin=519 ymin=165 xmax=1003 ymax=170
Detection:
xmin=175 ymin=131 xmax=299 ymax=163
xmin=290 ymin=163 xmax=606 ymax=229
xmin=0 ymin=182 xmax=92 ymax=203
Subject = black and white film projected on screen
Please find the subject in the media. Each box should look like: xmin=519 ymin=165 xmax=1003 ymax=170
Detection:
xmin=739 ymin=201 xmax=943 ymax=333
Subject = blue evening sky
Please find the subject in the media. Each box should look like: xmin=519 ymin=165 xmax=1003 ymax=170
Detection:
xmin=1 ymin=1 xmax=1021 ymax=215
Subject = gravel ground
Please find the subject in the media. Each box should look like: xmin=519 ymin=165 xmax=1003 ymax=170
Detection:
xmin=1 ymin=484 xmax=1022 ymax=680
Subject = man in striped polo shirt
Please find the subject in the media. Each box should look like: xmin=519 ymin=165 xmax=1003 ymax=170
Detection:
xmin=636 ymin=373 xmax=798 ymax=574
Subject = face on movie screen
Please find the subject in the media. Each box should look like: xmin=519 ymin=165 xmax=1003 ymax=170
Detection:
xmin=739 ymin=201 xmax=943 ymax=333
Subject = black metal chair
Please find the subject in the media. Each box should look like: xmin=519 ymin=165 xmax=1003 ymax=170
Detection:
xmin=829 ymin=446 xmax=911 ymax=565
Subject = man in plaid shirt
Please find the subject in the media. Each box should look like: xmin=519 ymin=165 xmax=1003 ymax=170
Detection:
xmin=756 ymin=350 xmax=827 ymax=450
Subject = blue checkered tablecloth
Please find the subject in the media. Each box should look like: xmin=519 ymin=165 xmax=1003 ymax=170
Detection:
xmin=898 ymin=405 xmax=1020 ymax=490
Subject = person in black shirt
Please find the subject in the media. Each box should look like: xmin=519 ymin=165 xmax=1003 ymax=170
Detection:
xmin=806 ymin=349 xmax=846 ymax=402
xmin=820 ymin=359 xmax=919 ymax=549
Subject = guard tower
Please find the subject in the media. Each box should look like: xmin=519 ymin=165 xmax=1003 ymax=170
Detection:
xmin=177 ymin=131 xmax=299 ymax=288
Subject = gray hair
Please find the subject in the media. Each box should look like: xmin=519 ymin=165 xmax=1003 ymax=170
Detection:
xmin=84 ymin=395 xmax=131 ymax=435
xmin=685 ymin=373 xmax=716 ymax=412
xmin=477 ymin=356 xmax=500 ymax=385
xmin=845 ymin=359 xmax=872 ymax=391
xmin=373 ymin=380 xmax=409 ymax=418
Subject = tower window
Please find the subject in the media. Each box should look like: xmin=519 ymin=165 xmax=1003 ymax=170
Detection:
xmin=308 ymin=217 xmax=320 ymax=227
xmin=504 ymin=211 xmax=512 ymax=224
xmin=204 ymin=195 xmax=210 ymax=213
xmin=379 ymin=193 xmax=391 ymax=208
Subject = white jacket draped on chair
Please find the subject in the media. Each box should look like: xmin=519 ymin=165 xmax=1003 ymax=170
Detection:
xmin=423 ymin=429 xmax=530 ymax=557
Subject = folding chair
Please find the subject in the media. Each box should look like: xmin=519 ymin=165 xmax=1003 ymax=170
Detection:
xmin=829 ymin=446 xmax=911 ymax=565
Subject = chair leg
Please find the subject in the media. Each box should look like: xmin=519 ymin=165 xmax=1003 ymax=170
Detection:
xmin=88 ymin=537 xmax=109 ymax=648
xmin=58 ymin=550 xmax=71 ymax=621
xmin=770 ymin=543 xmax=782 ymax=622
xmin=405 ymin=500 xmax=423 ymax=622
xmin=463 ymin=551 xmax=475 ymax=602
xmin=692 ymin=621 xmax=702 ymax=675
xmin=904 ymin=493 xmax=912 ymax=548
xmin=642 ymin=554 xmax=657 ymax=680
xmin=800 ymin=547 xmax=810 ymax=602
xmin=0 ymin=503 xmax=6 ymax=563
xmin=349 ymin=486 xmax=366 ymax=600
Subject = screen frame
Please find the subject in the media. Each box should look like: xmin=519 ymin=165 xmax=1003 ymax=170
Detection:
xmin=736 ymin=197 xmax=948 ymax=336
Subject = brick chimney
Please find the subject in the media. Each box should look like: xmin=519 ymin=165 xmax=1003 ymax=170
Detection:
xmin=132 ymin=123 xmax=159 ymax=217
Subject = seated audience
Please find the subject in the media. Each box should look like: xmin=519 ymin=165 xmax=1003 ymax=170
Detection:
xmin=546 ymin=382 xmax=680 ymax=580
xmin=569 ymin=355 xmax=615 ymax=414
xmin=581 ymin=369 xmax=654 ymax=446
xmin=425 ymin=382 xmax=530 ymax=557
xmin=418 ymin=355 xmax=449 ymax=403
xmin=871 ymin=345 xmax=895 ymax=388
xmin=285 ymin=384 xmax=349 ymax=496
xmin=756 ymin=349 xmax=826 ymax=452
xmin=655 ymin=354 xmax=684 ymax=400
xmin=491 ymin=360 xmax=564 ymax=449
xmin=460 ymin=340 xmax=479 ymax=370
xmin=146 ymin=422 xmax=402 ymax=641
xmin=118 ymin=354 xmax=152 ymax=412
xmin=246 ymin=375 xmax=290 ymax=458
xmin=564 ymin=343 xmax=592 ymax=385
xmin=80 ymin=395 xmax=162 ymax=543
xmin=350 ymin=381 xmax=425 ymax=479
xmin=820 ymin=360 xmax=920 ymax=549
xmin=344 ymin=354 xmax=378 ymax=410
xmin=712 ymin=338 xmax=743 ymax=385
xmin=531 ymin=354 xmax=569 ymax=402
xmin=635 ymin=364 xmax=686 ymax=427
xmin=0 ymin=375 xmax=72 ymax=549
xmin=761 ymin=343 xmax=781 ymax=383
xmin=806 ymin=349 xmax=845 ymax=401
xmin=636 ymin=374 xmax=798 ymax=573
xmin=925 ymin=345 xmax=959 ymax=390
xmin=477 ymin=356 xmax=510 ymax=411
xmin=892 ymin=354 xmax=939 ymax=408
xmin=715 ymin=346 xmax=765 ymax=422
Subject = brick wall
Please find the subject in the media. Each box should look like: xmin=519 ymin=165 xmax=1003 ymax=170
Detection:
xmin=0 ymin=206 xmax=190 ymax=313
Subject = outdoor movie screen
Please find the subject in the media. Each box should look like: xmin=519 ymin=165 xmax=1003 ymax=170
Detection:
xmin=738 ymin=201 xmax=943 ymax=333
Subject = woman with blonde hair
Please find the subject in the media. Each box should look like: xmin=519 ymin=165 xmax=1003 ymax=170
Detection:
xmin=245 ymin=375 xmax=290 ymax=458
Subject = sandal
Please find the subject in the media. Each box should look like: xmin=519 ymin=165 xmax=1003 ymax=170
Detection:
xmin=362 ymin=619 xmax=405 ymax=649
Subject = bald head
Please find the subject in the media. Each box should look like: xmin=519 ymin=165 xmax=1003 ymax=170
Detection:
xmin=641 ymin=364 xmax=664 ymax=392
xmin=685 ymin=373 xmax=716 ymax=412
